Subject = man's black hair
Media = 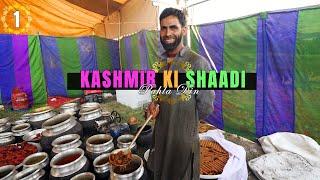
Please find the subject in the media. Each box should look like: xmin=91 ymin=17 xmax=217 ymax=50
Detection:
xmin=160 ymin=8 xmax=186 ymax=27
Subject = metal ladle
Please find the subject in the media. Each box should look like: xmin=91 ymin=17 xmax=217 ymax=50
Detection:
xmin=109 ymin=104 xmax=159 ymax=169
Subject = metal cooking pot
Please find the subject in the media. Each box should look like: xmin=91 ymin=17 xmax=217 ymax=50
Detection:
xmin=14 ymin=166 xmax=45 ymax=180
xmin=0 ymin=122 xmax=11 ymax=134
xmin=50 ymin=148 xmax=89 ymax=179
xmin=0 ymin=165 xmax=17 ymax=180
xmin=86 ymin=134 xmax=114 ymax=161
xmin=51 ymin=134 xmax=82 ymax=155
xmin=40 ymin=113 xmax=83 ymax=153
xmin=70 ymin=172 xmax=95 ymax=180
xmin=22 ymin=129 xmax=45 ymax=143
xmin=117 ymin=134 xmax=137 ymax=152
xmin=93 ymin=153 xmax=110 ymax=180
xmin=80 ymin=102 xmax=100 ymax=109
xmin=110 ymin=154 xmax=144 ymax=180
xmin=79 ymin=107 xmax=102 ymax=136
xmin=60 ymin=103 xmax=80 ymax=116
xmin=11 ymin=123 xmax=31 ymax=142
xmin=22 ymin=152 xmax=49 ymax=170
xmin=0 ymin=132 xmax=15 ymax=146
xmin=28 ymin=107 xmax=56 ymax=129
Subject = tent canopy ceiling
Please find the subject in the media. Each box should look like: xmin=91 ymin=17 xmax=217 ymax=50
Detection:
xmin=66 ymin=0 xmax=130 ymax=16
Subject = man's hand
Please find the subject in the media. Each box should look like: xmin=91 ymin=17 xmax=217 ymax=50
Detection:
xmin=145 ymin=102 xmax=160 ymax=120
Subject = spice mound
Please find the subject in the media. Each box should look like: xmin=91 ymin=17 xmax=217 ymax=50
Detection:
xmin=109 ymin=151 xmax=132 ymax=167
xmin=0 ymin=142 xmax=38 ymax=166
xmin=200 ymin=139 xmax=229 ymax=175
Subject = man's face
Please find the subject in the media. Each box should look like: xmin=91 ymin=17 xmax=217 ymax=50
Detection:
xmin=160 ymin=15 xmax=187 ymax=52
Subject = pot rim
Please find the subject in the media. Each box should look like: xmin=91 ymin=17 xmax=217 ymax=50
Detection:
xmin=86 ymin=134 xmax=113 ymax=148
xmin=11 ymin=123 xmax=31 ymax=132
xmin=60 ymin=102 xmax=78 ymax=108
xmin=42 ymin=113 xmax=73 ymax=129
xmin=93 ymin=153 xmax=110 ymax=168
xmin=0 ymin=165 xmax=16 ymax=179
xmin=117 ymin=134 xmax=134 ymax=145
xmin=111 ymin=154 xmax=144 ymax=176
xmin=0 ymin=117 xmax=9 ymax=125
xmin=22 ymin=129 xmax=45 ymax=142
xmin=22 ymin=152 xmax=48 ymax=167
xmin=79 ymin=107 xmax=101 ymax=116
xmin=52 ymin=134 xmax=80 ymax=147
xmin=50 ymin=148 xmax=85 ymax=168
xmin=14 ymin=166 xmax=43 ymax=180
xmin=29 ymin=106 xmax=53 ymax=115
xmin=0 ymin=132 xmax=13 ymax=138
xmin=70 ymin=172 xmax=95 ymax=180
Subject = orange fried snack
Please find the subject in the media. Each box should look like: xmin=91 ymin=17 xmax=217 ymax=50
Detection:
xmin=109 ymin=151 xmax=132 ymax=167
xmin=200 ymin=140 xmax=229 ymax=175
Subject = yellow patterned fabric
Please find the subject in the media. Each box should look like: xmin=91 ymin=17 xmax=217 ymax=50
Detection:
xmin=0 ymin=0 xmax=104 ymax=36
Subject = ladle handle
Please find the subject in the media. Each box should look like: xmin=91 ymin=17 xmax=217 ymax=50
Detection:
xmin=129 ymin=104 xmax=159 ymax=149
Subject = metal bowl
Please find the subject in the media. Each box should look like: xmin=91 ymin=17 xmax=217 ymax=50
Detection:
xmin=22 ymin=129 xmax=45 ymax=142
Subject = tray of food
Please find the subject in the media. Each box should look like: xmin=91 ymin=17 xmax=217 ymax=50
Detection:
xmin=200 ymin=137 xmax=229 ymax=179
xmin=0 ymin=142 xmax=40 ymax=166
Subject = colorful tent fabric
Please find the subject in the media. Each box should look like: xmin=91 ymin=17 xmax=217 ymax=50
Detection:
xmin=0 ymin=35 xmax=120 ymax=105
xmin=116 ymin=7 xmax=320 ymax=142
xmin=0 ymin=35 xmax=47 ymax=105
xmin=190 ymin=7 xmax=320 ymax=142
xmin=0 ymin=0 xmax=104 ymax=36
xmin=120 ymin=30 xmax=164 ymax=70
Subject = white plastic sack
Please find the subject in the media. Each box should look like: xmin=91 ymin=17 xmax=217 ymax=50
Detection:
xmin=258 ymin=132 xmax=320 ymax=167
xmin=249 ymin=151 xmax=320 ymax=180
xmin=199 ymin=130 xmax=248 ymax=180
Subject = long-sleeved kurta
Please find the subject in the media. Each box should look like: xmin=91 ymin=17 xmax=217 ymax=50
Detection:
xmin=147 ymin=47 xmax=215 ymax=180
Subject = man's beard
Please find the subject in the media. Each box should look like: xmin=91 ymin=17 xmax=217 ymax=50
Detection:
xmin=160 ymin=34 xmax=183 ymax=52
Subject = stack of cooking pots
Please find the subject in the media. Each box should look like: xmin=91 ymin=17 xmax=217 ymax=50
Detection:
xmin=28 ymin=107 xmax=56 ymax=129
xmin=79 ymin=103 xmax=102 ymax=137
xmin=40 ymin=113 xmax=83 ymax=152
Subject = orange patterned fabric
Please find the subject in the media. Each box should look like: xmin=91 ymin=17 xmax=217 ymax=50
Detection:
xmin=0 ymin=0 xmax=104 ymax=36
